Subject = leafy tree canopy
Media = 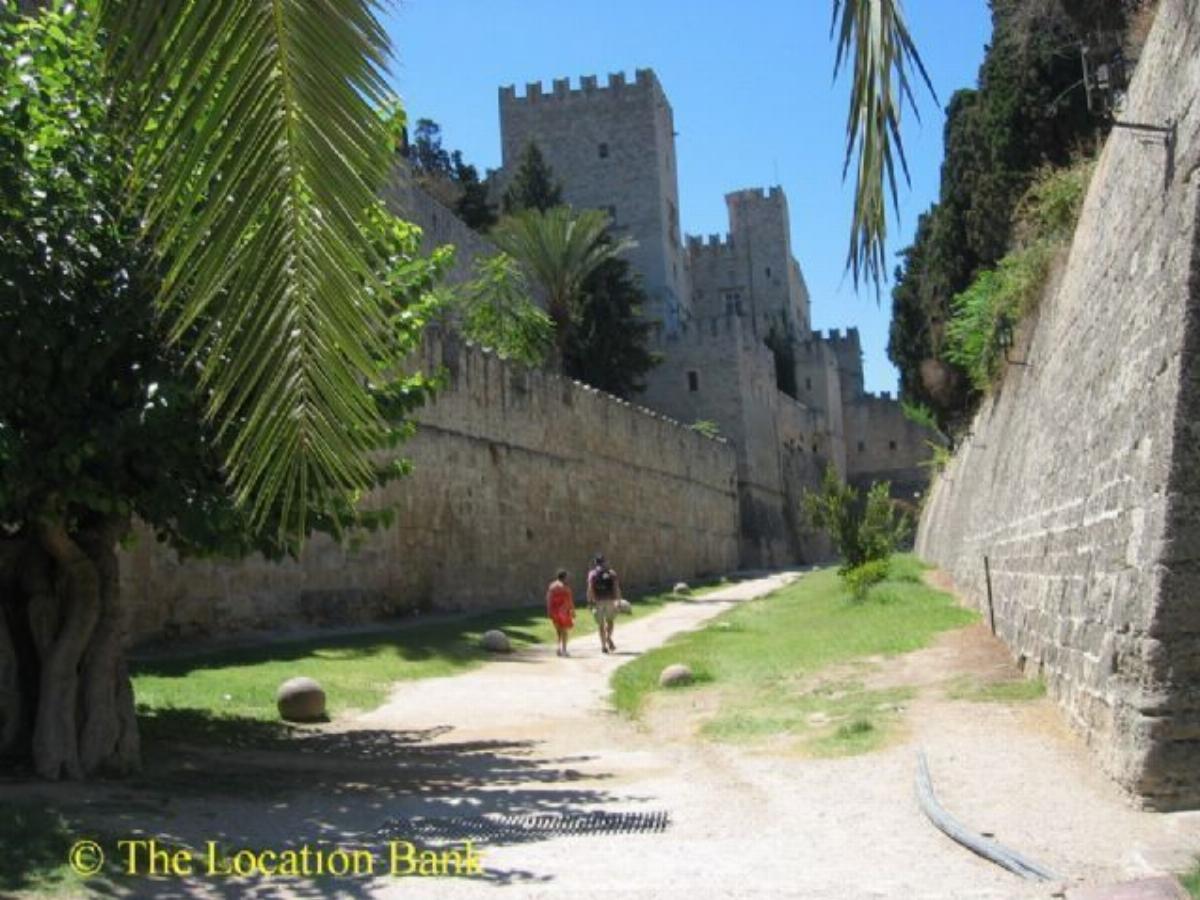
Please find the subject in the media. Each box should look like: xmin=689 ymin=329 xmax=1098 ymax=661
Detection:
xmin=563 ymin=253 xmax=661 ymax=399
xmin=0 ymin=0 xmax=445 ymax=779
xmin=501 ymin=143 xmax=563 ymax=215
xmin=886 ymin=0 xmax=1129 ymax=431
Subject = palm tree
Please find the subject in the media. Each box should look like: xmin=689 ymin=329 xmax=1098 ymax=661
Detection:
xmin=489 ymin=207 xmax=634 ymax=360
xmin=2 ymin=0 xmax=928 ymax=781
xmin=833 ymin=0 xmax=936 ymax=292
xmin=99 ymin=0 xmax=401 ymax=539
xmin=96 ymin=0 xmax=926 ymax=540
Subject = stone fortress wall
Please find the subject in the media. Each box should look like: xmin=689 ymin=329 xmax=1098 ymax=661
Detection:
xmin=916 ymin=0 xmax=1200 ymax=808
xmin=121 ymin=62 xmax=934 ymax=644
xmin=122 ymin=329 xmax=740 ymax=645
xmin=495 ymin=72 xmax=936 ymax=567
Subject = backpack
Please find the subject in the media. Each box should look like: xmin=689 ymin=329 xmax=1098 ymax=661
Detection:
xmin=593 ymin=567 xmax=616 ymax=598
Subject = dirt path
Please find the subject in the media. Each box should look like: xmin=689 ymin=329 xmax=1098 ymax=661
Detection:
xmin=346 ymin=574 xmax=1200 ymax=900
xmin=8 ymin=570 xmax=1199 ymax=899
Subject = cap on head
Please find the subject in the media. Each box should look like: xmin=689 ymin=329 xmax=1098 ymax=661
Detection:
xmin=593 ymin=553 xmax=606 ymax=566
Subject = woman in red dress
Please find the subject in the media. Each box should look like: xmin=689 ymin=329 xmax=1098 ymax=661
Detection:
xmin=546 ymin=569 xmax=575 ymax=657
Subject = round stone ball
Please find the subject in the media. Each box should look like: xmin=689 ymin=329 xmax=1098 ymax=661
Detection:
xmin=659 ymin=663 xmax=695 ymax=688
xmin=616 ymin=598 xmax=632 ymax=614
xmin=276 ymin=677 xmax=326 ymax=722
xmin=673 ymin=582 xmax=691 ymax=596
xmin=480 ymin=629 xmax=511 ymax=653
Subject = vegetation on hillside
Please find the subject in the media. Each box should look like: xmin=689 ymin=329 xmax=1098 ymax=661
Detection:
xmin=887 ymin=0 xmax=1149 ymax=432
xmin=403 ymin=117 xmax=498 ymax=231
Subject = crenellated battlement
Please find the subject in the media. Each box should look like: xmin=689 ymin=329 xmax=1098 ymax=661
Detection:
xmin=812 ymin=326 xmax=861 ymax=345
xmin=726 ymin=186 xmax=785 ymax=204
xmin=685 ymin=233 xmax=737 ymax=256
xmin=499 ymin=68 xmax=660 ymax=106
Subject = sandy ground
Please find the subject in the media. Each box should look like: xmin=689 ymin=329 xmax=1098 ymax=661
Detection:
xmin=6 ymin=570 xmax=1199 ymax=899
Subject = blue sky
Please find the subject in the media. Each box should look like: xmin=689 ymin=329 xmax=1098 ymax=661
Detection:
xmin=382 ymin=1 xmax=993 ymax=394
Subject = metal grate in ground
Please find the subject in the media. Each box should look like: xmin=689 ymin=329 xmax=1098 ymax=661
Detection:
xmin=377 ymin=810 xmax=671 ymax=845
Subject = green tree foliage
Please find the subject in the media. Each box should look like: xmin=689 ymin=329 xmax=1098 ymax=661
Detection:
xmin=103 ymin=0 xmax=406 ymax=538
xmin=887 ymin=0 xmax=1124 ymax=429
xmin=453 ymin=156 xmax=499 ymax=232
xmin=0 ymin=2 xmax=444 ymax=779
xmin=563 ymin=252 xmax=661 ymax=398
xmin=489 ymin=207 xmax=631 ymax=360
xmin=403 ymin=118 xmax=497 ymax=231
xmin=410 ymin=118 xmax=453 ymax=178
xmin=943 ymin=159 xmax=1092 ymax=391
xmin=803 ymin=468 xmax=910 ymax=575
xmin=457 ymin=254 xmax=555 ymax=366
xmin=689 ymin=420 xmax=722 ymax=439
xmin=832 ymin=0 xmax=936 ymax=292
xmin=501 ymin=142 xmax=564 ymax=214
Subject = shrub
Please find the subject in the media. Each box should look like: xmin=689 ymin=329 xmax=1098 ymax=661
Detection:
xmin=842 ymin=559 xmax=891 ymax=601
xmin=804 ymin=468 xmax=911 ymax=574
xmin=944 ymin=157 xmax=1094 ymax=393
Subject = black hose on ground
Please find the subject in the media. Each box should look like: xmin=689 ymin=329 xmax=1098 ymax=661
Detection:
xmin=915 ymin=750 xmax=1061 ymax=882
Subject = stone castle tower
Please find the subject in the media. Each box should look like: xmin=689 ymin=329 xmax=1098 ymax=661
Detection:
xmin=495 ymin=68 xmax=933 ymax=566
xmin=498 ymin=70 xmax=688 ymax=331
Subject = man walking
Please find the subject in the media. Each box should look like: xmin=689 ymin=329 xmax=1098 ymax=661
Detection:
xmin=587 ymin=553 xmax=621 ymax=654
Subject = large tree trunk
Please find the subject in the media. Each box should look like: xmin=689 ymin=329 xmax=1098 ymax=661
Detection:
xmin=2 ymin=518 xmax=141 ymax=779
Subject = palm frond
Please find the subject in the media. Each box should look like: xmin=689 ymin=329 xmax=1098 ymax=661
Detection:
xmin=100 ymin=0 xmax=397 ymax=539
xmin=489 ymin=207 xmax=633 ymax=325
xmin=832 ymin=0 xmax=936 ymax=295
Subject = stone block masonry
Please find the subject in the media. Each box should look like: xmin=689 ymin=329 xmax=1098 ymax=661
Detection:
xmin=916 ymin=0 xmax=1200 ymax=809
xmin=120 ymin=332 xmax=739 ymax=645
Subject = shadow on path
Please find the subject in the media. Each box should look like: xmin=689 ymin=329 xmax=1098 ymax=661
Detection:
xmin=4 ymin=715 xmax=657 ymax=898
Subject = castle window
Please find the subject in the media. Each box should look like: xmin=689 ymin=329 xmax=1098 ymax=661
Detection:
xmin=603 ymin=204 xmax=617 ymax=223
xmin=857 ymin=441 xmax=866 ymax=453
xmin=687 ymin=371 xmax=699 ymax=392
xmin=812 ymin=442 xmax=818 ymax=454
xmin=805 ymin=377 xmax=812 ymax=390
xmin=889 ymin=440 xmax=898 ymax=451
xmin=765 ymin=266 xmax=772 ymax=278
xmin=598 ymin=142 xmax=609 ymax=159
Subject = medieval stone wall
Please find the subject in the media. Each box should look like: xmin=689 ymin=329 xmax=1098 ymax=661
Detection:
xmin=380 ymin=162 xmax=495 ymax=285
xmin=122 ymin=333 xmax=740 ymax=645
xmin=916 ymin=0 xmax=1200 ymax=809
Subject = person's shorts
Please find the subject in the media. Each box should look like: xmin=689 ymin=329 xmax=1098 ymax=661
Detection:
xmin=592 ymin=599 xmax=618 ymax=625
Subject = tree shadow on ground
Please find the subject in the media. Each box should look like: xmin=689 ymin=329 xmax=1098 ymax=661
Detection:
xmin=130 ymin=607 xmax=558 ymax=679
xmin=5 ymin=715 xmax=659 ymax=898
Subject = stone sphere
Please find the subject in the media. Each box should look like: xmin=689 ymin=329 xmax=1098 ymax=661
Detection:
xmin=277 ymin=677 xmax=326 ymax=722
xmin=673 ymin=582 xmax=691 ymax=595
xmin=480 ymin=629 xmax=511 ymax=653
xmin=659 ymin=663 xmax=695 ymax=688
xmin=616 ymin=598 xmax=632 ymax=614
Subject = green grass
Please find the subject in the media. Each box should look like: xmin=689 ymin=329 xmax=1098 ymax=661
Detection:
xmin=132 ymin=585 xmax=696 ymax=745
xmin=1181 ymin=859 xmax=1200 ymax=898
xmin=0 ymin=804 xmax=117 ymax=897
xmin=610 ymin=555 xmax=976 ymax=756
xmin=945 ymin=675 xmax=1046 ymax=703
